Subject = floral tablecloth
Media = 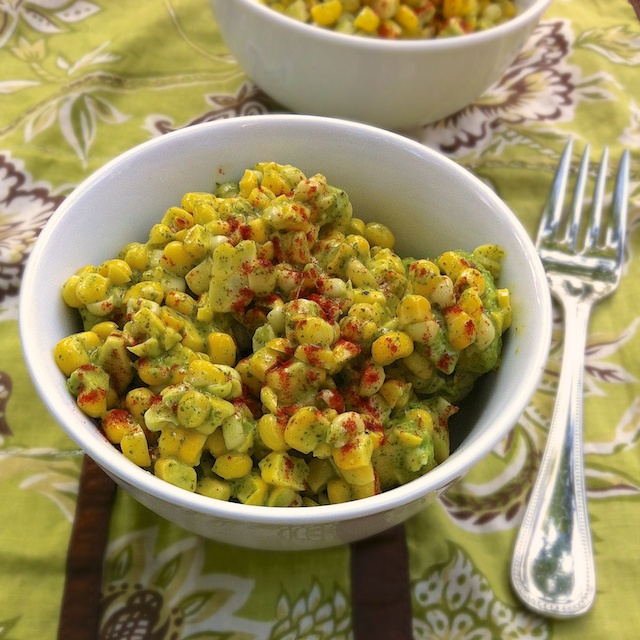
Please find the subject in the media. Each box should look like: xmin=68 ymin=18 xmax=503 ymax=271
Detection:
xmin=2 ymin=1 xmax=640 ymax=639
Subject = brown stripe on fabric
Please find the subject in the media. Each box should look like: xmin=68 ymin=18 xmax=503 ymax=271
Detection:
xmin=630 ymin=0 xmax=640 ymax=20
xmin=58 ymin=455 xmax=116 ymax=640
xmin=350 ymin=524 xmax=413 ymax=640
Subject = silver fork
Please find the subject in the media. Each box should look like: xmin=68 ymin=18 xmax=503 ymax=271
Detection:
xmin=510 ymin=140 xmax=630 ymax=617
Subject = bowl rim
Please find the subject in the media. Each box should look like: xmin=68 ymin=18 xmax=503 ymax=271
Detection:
xmin=218 ymin=0 xmax=552 ymax=51
xmin=20 ymin=114 xmax=552 ymax=528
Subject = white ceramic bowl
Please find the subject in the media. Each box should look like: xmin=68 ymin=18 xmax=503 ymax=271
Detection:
xmin=210 ymin=0 xmax=551 ymax=131
xmin=21 ymin=115 xmax=551 ymax=550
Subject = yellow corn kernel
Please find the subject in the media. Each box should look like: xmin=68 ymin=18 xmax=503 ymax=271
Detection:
xmin=348 ymin=217 xmax=366 ymax=236
xmin=121 ymin=428 xmax=152 ymax=467
xmin=455 ymin=267 xmax=486 ymax=296
xmin=213 ymin=452 xmax=253 ymax=480
xmin=247 ymin=259 xmax=277 ymax=296
xmin=262 ymin=168 xmax=291 ymax=196
xmin=54 ymin=332 xmax=100 ymax=376
xmin=332 ymin=433 xmax=374 ymax=470
xmin=155 ymin=457 xmax=197 ymax=491
xmin=122 ymin=280 xmax=165 ymax=304
xmin=408 ymin=260 xmax=442 ymax=297
xmin=340 ymin=463 xmax=375 ymax=486
xmin=122 ymin=243 xmax=149 ymax=271
xmin=266 ymin=487 xmax=302 ymax=507
xmin=362 ymin=221 xmax=393 ymax=248
xmin=239 ymin=169 xmax=259 ymax=198
xmin=125 ymin=387 xmax=156 ymax=423
xmin=246 ymin=186 xmax=274 ymax=210
xmin=196 ymin=476 xmax=232 ymax=501
xmin=439 ymin=251 xmax=469 ymax=280
xmin=445 ymin=308 xmax=476 ymax=350
xmin=404 ymin=320 xmax=440 ymax=345
xmin=353 ymin=6 xmax=380 ymax=33
xmin=396 ymin=429 xmax=422 ymax=447
xmin=182 ymin=225 xmax=209 ymax=261
xmin=205 ymin=428 xmax=227 ymax=457
xmin=294 ymin=344 xmax=337 ymax=370
xmin=258 ymin=240 xmax=275 ymax=262
xmin=75 ymin=272 xmax=109 ymax=304
xmin=148 ymin=223 xmax=174 ymax=245
xmin=247 ymin=217 xmax=269 ymax=244
xmin=236 ymin=357 xmax=262 ymax=395
xmin=442 ymin=0 xmax=461 ymax=18
xmin=352 ymin=288 xmax=386 ymax=306
xmin=267 ymin=337 xmax=296 ymax=354
xmin=345 ymin=258 xmax=376 ymax=289
xmin=137 ymin=358 xmax=171 ymax=387
xmin=306 ymin=458 xmax=336 ymax=494
xmin=260 ymin=386 xmax=279 ymax=415
xmin=371 ymin=331 xmax=414 ymax=366
xmin=207 ymin=332 xmax=237 ymax=366
xmin=331 ymin=339 xmax=362 ymax=373
xmin=207 ymin=219 xmax=232 ymax=237
xmin=81 ymin=389 xmax=110 ymax=419
xmin=397 ymin=294 xmax=432 ymax=326
xmin=181 ymin=192 xmax=213 ymax=214
xmin=359 ymin=360 xmax=385 ymax=397
xmin=420 ymin=274 xmax=456 ymax=308
xmin=204 ymin=396 xmax=236 ymax=434
xmin=371 ymin=0 xmax=400 ymax=18
xmin=102 ymin=408 xmax=137 ymax=445
xmin=327 ymin=478 xmax=352 ymax=504
xmin=285 ymin=406 xmax=329 ymax=454
xmin=158 ymin=427 xmax=207 ymax=467
xmin=185 ymin=258 xmax=213 ymax=297
xmin=293 ymin=316 xmax=335 ymax=347
xmin=235 ymin=473 xmax=269 ymax=505
xmin=164 ymin=290 xmax=195 ymax=316
xmin=90 ymin=321 xmax=117 ymax=341
xmin=402 ymin=349 xmax=434 ymax=378
xmin=162 ymin=206 xmax=194 ymax=232
xmin=345 ymin=234 xmax=371 ymax=260
xmin=395 ymin=4 xmax=419 ymax=31
xmin=474 ymin=313 xmax=496 ymax=351
xmin=459 ymin=287 xmax=484 ymax=320
xmin=327 ymin=411 xmax=365 ymax=448
xmin=497 ymin=288 xmax=512 ymax=330
xmin=161 ymin=241 xmax=197 ymax=276
xmin=259 ymin=451 xmax=308 ymax=491
xmin=473 ymin=244 xmax=505 ymax=278
xmin=499 ymin=0 xmax=516 ymax=18
xmin=258 ymin=413 xmax=288 ymax=452
xmin=98 ymin=259 xmax=132 ymax=285
xmin=184 ymin=359 xmax=227 ymax=388
xmin=159 ymin=307 xmax=184 ymax=335
xmin=351 ymin=478 xmax=378 ymax=500
xmin=311 ymin=0 xmax=343 ymax=26
xmin=177 ymin=389 xmax=210 ymax=429
xmin=248 ymin=347 xmax=281 ymax=383
xmin=348 ymin=302 xmax=380 ymax=323
xmin=405 ymin=407 xmax=433 ymax=431
xmin=379 ymin=378 xmax=412 ymax=409
xmin=61 ymin=275 xmax=83 ymax=308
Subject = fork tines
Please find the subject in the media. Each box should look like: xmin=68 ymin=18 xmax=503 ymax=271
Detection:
xmin=536 ymin=140 xmax=630 ymax=257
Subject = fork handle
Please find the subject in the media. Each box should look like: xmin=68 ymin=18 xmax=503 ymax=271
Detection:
xmin=511 ymin=296 xmax=596 ymax=617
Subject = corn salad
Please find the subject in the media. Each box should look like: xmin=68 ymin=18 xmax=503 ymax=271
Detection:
xmin=259 ymin=0 xmax=517 ymax=39
xmin=55 ymin=162 xmax=511 ymax=507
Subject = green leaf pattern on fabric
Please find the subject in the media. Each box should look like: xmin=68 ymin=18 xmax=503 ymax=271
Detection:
xmin=101 ymin=528 xmax=273 ymax=639
xmin=2 ymin=0 xmax=640 ymax=637
xmin=412 ymin=544 xmax=550 ymax=640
